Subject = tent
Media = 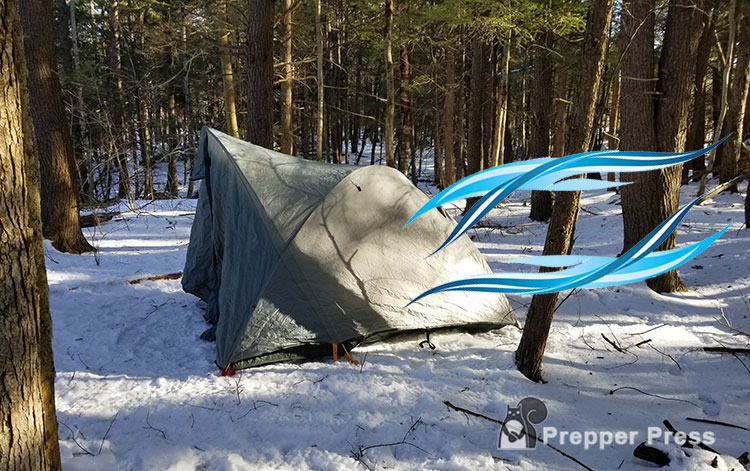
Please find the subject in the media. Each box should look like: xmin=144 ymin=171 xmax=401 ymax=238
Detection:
xmin=182 ymin=127 xmax=517 ymax=370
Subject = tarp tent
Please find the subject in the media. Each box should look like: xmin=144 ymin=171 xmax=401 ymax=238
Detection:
xmin=182 ymin=127 xmax=516 ymax=369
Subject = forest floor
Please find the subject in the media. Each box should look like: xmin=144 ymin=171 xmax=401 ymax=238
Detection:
xmin=48 ymin=163 xmax=750 ymax=470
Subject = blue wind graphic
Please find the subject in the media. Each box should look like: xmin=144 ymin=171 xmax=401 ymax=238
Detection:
xmin=406 ymin=139 xmax=731 ymax=304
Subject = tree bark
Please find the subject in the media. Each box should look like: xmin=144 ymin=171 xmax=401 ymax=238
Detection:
xmin=247 ymin=0 xmax=274 ymax=148
xmin=619 ymin=0 xmax=658 ymax=246
xmin=467 ymin=38 xmax=488 ymax=179
xmin=1 ymin=1 xmax=62 ymax=468
xmin=719 ymin=0 xmax=750 ymax=187
xmin=529 ymin=31 xmax=555 ymax=222
xmin=490 ymin=40 xmax=510 ymax=169
xmin=398 ymin=43 xmax=413 ymax=176
xmin=516 ymin=0 xmax=615 ymax=382
xmin=685 ymin=12 xmax=714 ymax=179
xmin=443 ymin=44 xmax=457 ymax=187
xmin=315 ymin=0 xmax=324 ymax=161
xmin=280 ymin=0 xmax=295 ymax=155
xmin=701 ymin=1 xmax=733 ymax=191
xmin=622 ymin=0 xmax=707 ymax=293
xmin=607 ymin=68 xmax=621 ymax=187
xmin=107 ymin=0 xmax=130 ymax=199
xmin=219 ymin=2 xmax=239 ymax=138
xmin=20 ymin=0 xmax=93 ymax=254
xmin=384 ymin=0 xmax=396 ymax=168
xmin=552 ymin=66 xmax=569 ymax=157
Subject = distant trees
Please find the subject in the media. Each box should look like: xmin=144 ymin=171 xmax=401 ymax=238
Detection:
xmin=1 ymin=1 xmax=61 ymax=469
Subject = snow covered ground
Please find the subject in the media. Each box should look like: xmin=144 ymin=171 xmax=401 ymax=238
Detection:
xmin=48 ymin=171 xmax=749 ymax=470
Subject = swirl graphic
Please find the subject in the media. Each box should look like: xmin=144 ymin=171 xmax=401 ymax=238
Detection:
xmin=406 ymin=139 xmax=731 ymax=305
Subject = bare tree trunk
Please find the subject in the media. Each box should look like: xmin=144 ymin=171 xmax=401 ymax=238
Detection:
xmin=166 ymin=90 xmax=179 ymax=197
xmin=529 ymin=31 xmax=554 ymax=222
xmin=280 ymin=0 xmax=295 ymax=155
xmin=456 ymin=36 xmax=467 ymax=178
xmin=384 ymin=0 xmax=396 ymax=168
xmin=219 ymin=2 xmax=239 ymax=138
xmin=467 ymin=38 xmax=487 ymax=179
xmin=607 ymin=68 xmax=621 ymax=187
xmin=490 ymin=39 xmax=510 ymax=168
xmin=398 ymin=43 xmax=413 ymax=176
xmin=315 ymin=0 xmax=324 ymax=161
xmin=1 ymin=2 xmax=62 ymax=468
xmin=622 ymin=0 xmax=707 ymax=293
xmin=701 ymin=0 xmax=734 ymax=193
xmin=107 ymin=0 xmax=130 ymax=199
xmin=685 ymin=13 xmax=714 ymax=180
xmin=21 ymin=0 xmax=93 ymax=254
xmin=137 ymin=96 xmax=154 ymax=199
xmin=620 ymin=0 xmax=658 ymax=245
xmin=181 ymin=9 xmax=196 ymax=197
xmin=719 ymin=0 xmax=750 ymax=188
xmin=516 ymin=0 xmax=615 ymax=382
xmin=464 ymin=38 xmax=489 ymax=213
xmin=247 ymin=0 xmax=274 ymax=148
xmin=552 ymin=66 xmax=569 ymax=157
xmin=70 ymin=0 xmax=93 ymax=202
xmin=443 ymin=44 xmax=457 ymax=187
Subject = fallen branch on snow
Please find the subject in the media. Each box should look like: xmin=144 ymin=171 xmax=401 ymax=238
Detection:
xmin=129 ymin=272 xmax=183 ymax=284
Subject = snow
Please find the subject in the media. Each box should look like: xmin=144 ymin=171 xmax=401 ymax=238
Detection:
xmin=48 ymin=167 xmax=749 ymax=470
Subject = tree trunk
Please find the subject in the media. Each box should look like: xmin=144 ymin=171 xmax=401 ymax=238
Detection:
xmin=1 ymin=2 xmax=62 ymax=468
xmin=685 ymin=13 xmax=714 ymax=179
xmin=315 ymin=0 xmax=324 ymax=161
xmin=552 ymin=66 xmax=569 ymax=157
xmin=247 ymin=0 xmax=274 ymax=148
xmin=384 ymin=0 xmax=396 ymax=168
xmin=719 ymin=0 xmax=750 ymax=188
xmin=516 ymin=0 xmax=615 ymax=382
xmin=54 ymin=0 xmax=73 ymax=76
xmin=280 ymin=0 xmax=295 ymax=155
xmin=219 ymin=2 xmax=239 ymax=138
xmin=490 ymin=40 xmax=510 ymax=168
xmin=107 ymin=0 xmax=130 ymax=199
xmin=166 ymin=90 xmax=179 ymax=197
xmin=467 ymin=38 xmax=487 ymax=180
xmin=69 ymin=0 xmax=92 ymax=202
xmin=622 ymin=0 xmax=707 ymax=293
xmin=701 ymin=0 xmax=734 ymax=192
xmin=398 ymin=43 xmax=412 ymax=176
xmin=443 ymin=44 xmax=457 ymax=187
xmin=137 ymin=96 xmax=154 ymax=199
xmin=20 ymin=0 xmax=93 ymax=254
xmin=456 ymin=37 xmax=467 ymax=178
xmin=620 ymin=0 xmax=658 ymax=246
xmin=529 ymin=31 xmax=555 ymax=222
xmin=607 ymin=68 xmax=621 ymax=186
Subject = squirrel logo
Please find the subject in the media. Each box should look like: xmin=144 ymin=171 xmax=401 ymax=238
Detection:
xmin=498 ymin=397 xmax=548 ymax=450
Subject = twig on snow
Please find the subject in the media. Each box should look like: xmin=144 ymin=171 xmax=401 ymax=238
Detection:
xmin=608 ymin=387 xmax=700 ymax=408
xmin=59 ymin=421 xmax=95 ymax=456
xmin=97 ymin=411 xmax=119 ymax=455
xmin=685 ymin=417 xmax=750 ymax=431
xmin=143 ymin=411 xmax=167 ymax=439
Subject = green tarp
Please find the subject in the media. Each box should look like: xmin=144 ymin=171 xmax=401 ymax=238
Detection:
xmin=182 ymin=127 xmax=516 ymax=369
